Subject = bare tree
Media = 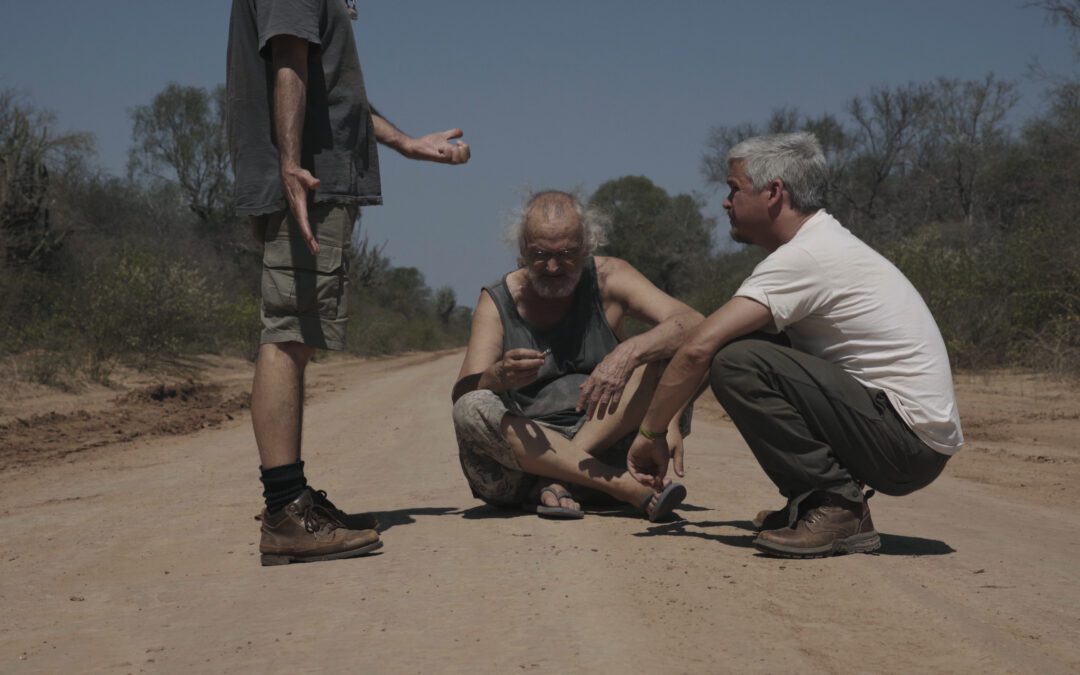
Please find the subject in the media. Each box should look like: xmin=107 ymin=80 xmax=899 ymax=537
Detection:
xmin=434 ymin=286 xmax=456 ymax=326
xmin=929 ymin=75 xmax=1018 ymax=224
xmin=1030 ymin=0 xmax=1080 ymax=49
xmin=701 ymin=107 xmax=801 ymax=185
xmin=841 ymin=83 xmax=934 ymax=228
xmin=0 ymin=89 xmax=94 ymax=269
xmin=348 ymin=228 xmax=390 ymax=288
xmin=128 ymin=83 xmax=233 ymax=226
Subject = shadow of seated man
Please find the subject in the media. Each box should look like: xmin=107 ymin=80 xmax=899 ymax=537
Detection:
xmin=451 ymin=190 xmax=703 ymax=522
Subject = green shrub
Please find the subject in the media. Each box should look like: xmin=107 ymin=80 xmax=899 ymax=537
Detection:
xmin=80 ymin=249 xmax=226 ymax=366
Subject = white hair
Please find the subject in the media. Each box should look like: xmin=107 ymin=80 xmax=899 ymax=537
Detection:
xmin=503 ymin=189 xmax=609 ymax=260
xmin=728 ymin=132 xmax=827 ymax=213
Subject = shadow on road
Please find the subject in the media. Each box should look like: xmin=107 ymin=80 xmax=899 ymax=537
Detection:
xmin=458 ymin=504 xmax=530 ymax=520
xmin=375 ymin=506 xmax=459 ymax=532
xmin=633 ymin=519 xmax=757 ymax=548
xmin=456 ymin=499 xmax=713 ymax=523
xmin=876 ymin=533 xmax=955 ymax=556
xmin=633 ymin=519 xmax=954 ymax=557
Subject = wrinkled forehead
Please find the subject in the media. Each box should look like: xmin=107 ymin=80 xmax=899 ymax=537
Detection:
xmin=523 ymin=213 xmax=583 ymax=250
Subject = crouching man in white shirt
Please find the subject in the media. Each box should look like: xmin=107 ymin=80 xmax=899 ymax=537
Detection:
xmin=626 ymin=132 xmax=963 ymax=558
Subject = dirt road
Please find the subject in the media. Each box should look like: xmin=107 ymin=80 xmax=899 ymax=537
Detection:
xmin=2 ymin=351 xmax=1078 ymax=673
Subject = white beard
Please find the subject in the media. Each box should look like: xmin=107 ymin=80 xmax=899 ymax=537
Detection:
xmin=526 ymin=267 xmax=582 ymax=299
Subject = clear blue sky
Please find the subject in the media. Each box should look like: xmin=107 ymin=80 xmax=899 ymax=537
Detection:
xmin=0 ymin=1 xmax=1074 ymax=306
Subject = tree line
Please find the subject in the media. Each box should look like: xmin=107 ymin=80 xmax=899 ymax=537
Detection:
xmin=593 ymin=2 xmax=1080 ymax=375
xmin=0 ymin=85 xmax=470 ymax=386
xmin=2 ymin=0 xmax=1077 ymax=384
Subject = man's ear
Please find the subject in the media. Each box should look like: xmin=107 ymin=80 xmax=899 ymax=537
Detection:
xmin=766 ymin=179 xmax=785 ymax=207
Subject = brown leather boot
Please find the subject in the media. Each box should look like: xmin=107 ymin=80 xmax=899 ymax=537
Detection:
xmin=259 ymin=489 xmax=382 ymax=566
xmin=754 ymin=492 xmax=880 ymax=558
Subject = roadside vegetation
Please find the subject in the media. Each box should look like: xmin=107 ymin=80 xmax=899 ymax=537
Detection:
xmin=1 ymin=2 xmax=1076 ymax=386
xmin=594 ymin=2 xmax=1080 ymax=376
xmin=0 ymin=84 xmax=469 ymax=388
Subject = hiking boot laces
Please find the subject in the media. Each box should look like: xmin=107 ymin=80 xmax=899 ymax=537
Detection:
xmin=804 ymin=508 xmax=826 ymax=525
xmin=300 ymin=504 xmax=340 ymax=535
xmin=313 ymin=490 xmax=345 ymax=518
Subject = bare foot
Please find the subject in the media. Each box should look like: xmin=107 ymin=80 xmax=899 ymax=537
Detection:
xmin=535 ymin=480 xmax=581 ymax=513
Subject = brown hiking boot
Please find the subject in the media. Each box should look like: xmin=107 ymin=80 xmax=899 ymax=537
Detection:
xmin=259 ymin=489 xmax=382 ymax=566
xmin=754 ymin=492 xmax=880 ymax=558
xmin=310 ymin=488 xmax=380 ymax=531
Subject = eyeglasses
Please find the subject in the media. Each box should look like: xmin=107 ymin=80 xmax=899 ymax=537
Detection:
xmin=525 ymin=247 xmax=582 ymax=265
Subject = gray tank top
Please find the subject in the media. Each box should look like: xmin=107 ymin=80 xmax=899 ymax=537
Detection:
xmin=484 ymin=257 xmax=620 ymax=427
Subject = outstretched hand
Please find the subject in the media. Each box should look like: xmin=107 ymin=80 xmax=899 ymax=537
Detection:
xmin=405 ymin=128 xmax=471 ymax=164
xmin=627 ymin=433 xmax=670 ymax=491
xmin=281 ymin=166 xmax=322 ymax=255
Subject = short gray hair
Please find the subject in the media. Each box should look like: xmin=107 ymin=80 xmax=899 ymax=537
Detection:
xmin=727 ymin=132 xmax=827 ymax=213
xmin=504 ymin=189 xmax=609 ymax=258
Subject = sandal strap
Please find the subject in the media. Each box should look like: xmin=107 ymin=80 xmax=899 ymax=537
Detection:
xmin=539 ymin=485 xmax=572 ymax=501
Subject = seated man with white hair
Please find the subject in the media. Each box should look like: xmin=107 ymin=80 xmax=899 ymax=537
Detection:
xmin=451 ymin=190 xmax=703 ymax=520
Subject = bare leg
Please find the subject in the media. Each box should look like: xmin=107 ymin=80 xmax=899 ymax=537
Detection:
xmin=502 ymin=363 xmax=664 ymax=509
xmin=573 ymin=362 xmax=663 ymax=455
xmin=251 ymin=342 xmax=315 ymax=469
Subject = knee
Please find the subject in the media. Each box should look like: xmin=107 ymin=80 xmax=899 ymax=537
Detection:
xmin=709 ymin=340 xmax=776 ymax=397
xmin=262 ymin=341 xmax=316 ymax=366
xmin=452 ymin=389 xmax=506 ymax=436
xmin=715 ymin=338 xmax=773 ymax=367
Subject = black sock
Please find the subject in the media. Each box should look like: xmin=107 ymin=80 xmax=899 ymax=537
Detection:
xmin=260 ymin=460 xmax=308 ymax=514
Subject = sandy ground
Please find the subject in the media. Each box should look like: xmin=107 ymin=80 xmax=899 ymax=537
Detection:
xmin=1 ymin=350 xmax=1079 ymax=674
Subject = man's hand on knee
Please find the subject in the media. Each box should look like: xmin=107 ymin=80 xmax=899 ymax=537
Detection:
xmin=577 ymin=344 xmax=637 ymax=419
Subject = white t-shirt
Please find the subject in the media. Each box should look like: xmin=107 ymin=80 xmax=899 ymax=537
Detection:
xmin=734 ymin=210 xmax=963 ymax=455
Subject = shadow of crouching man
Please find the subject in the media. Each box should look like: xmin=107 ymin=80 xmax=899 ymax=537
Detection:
xmin=632 ymin=517 xmax=955 ymax=557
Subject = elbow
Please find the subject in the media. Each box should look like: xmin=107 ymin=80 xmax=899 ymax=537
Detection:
xmin=679 ymin=338 xmax=717 ymax=370
xmin=676 ymin=309 xmax=705 ymax=332
xmin=451 ymin=373 xmax=482 ymax=404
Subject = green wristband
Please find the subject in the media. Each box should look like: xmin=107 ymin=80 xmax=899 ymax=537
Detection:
xmin=638 ymin=424 xmax=665 ymax=440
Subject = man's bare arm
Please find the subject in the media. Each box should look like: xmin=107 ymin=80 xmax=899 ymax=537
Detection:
xmin=643 ymin=296 xmax=772 ymax=432
xmin=370 ymin=109 xmax=471 ymax=165
xmin=576 ymin=257 xmax=704 ymax=418
xmin=451 ymin=291 xmax=544 ymax=402
xmin=271 ymin=34 xmax=322 ymax=256
xmin=626 ymin=297 xmax=772 ymax=488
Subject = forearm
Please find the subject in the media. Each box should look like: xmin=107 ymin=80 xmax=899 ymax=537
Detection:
xmin=640 ymin=297 xmax=772 ymax=431
xmin=451 ymin=366 xmax=509 ymax=403
xmin=619 ymin=309 xmax=704 ymax=369
xmin=273 ymin=43 xmax=308 ymax=173
xmin=667 ymin=373 xmax=708 ymax=433
xmin=641 ymin=348 xmax=712 ymax=432
xmin=370 ymin=108 xmax=412 ymax=155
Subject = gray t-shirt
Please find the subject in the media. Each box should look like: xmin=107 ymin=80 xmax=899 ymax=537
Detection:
xmin=226 ymin=0 xmax=382 ymax=216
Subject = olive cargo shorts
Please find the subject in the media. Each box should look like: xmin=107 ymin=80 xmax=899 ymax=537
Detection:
xmin=253 ymin=203 xmax=357 ymax=351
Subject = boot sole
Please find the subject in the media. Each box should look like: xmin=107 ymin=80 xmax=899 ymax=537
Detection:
xmin=260 ymin=539 xmax=384 ymax=566
xmin=753 ymin=531 xmax=881 ymax=559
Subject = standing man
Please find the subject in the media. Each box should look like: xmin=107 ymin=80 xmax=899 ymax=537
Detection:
xmin=226 ymin=0 xmax=470 ymax=566
xmin=627 ymin=132 xmax=962 ymax=558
